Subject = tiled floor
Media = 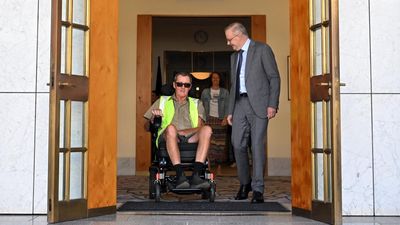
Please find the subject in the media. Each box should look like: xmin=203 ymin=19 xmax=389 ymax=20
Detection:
xmin=1 ymin=214 xmax=400 ymax=225
xmin=2 ymin=165 xmax=400 ymax=224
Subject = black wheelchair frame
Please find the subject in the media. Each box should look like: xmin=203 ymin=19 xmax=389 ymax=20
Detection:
xmin=148 ymin=116 xmax=216 ymax=202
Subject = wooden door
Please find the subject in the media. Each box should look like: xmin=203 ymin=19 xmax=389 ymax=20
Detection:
xmin=48 ymin=0 xmax=118 ymax=222
xmin=290 ymin=0 xmax=342 ymax=224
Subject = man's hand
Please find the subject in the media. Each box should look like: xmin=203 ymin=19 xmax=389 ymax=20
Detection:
xmin=151 ymin=109 xmax=163 ymax=123
xmin=227 ymin=115 xmax=233 ymax=126
xmin=221 ymin=117 xmax=228 ymax=126
xmin=267 ymin=107 xmax=277 ymax=119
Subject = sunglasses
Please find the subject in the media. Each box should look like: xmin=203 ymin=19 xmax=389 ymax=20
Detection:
xmin=175 ymin=82 xmax=191 ymax=88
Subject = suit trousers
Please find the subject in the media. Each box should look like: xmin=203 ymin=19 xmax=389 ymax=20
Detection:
xmin=231 ymin=96 xmax=268 ymax=193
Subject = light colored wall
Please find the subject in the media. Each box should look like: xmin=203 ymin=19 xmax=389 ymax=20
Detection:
xmin=0 ymin=0 xmax=50 ymax=213
xmin=118 ymin=0 xmax=291 ymax=176
xmin=1 ymin=0 xmax=399 ymax=217
xmin=340 ymin=0 xmax=400 ymax=216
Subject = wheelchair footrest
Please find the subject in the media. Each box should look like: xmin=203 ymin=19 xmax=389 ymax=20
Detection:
xmin=170 ymin=188 xmax=205 ymax=195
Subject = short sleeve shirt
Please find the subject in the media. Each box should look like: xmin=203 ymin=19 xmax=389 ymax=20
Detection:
xmin=144 ymin=95 xmax=206 ymax=130
xmin=209 ymin=88 xmax=220 ymax=117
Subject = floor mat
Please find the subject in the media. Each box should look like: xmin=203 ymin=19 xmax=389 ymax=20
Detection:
xmin=118 ymin=201 xmax=290 ymax=212
xmin=118 ymin=175 xmax=291 ymax=203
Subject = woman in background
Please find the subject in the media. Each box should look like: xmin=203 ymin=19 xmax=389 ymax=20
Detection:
xmin=201 ymin=72 xmax=234 ymax=167
xmin=201 ymin=72 xmax=229 ymax=125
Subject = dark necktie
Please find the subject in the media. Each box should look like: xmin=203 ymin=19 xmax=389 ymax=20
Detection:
xmin=235 ymin=49 xmax=243 ymax=99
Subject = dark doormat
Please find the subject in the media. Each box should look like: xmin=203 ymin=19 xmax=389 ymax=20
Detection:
xmin=118 ymin=201 xmax=290 ymax=212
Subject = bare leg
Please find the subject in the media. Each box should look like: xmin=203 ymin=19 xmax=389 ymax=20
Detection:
xmin=188 ymin=125 xmax=212 ymax=163
xmin=164 ymin=125 xmax=181 ymax=165
xmin=181 ymin=125 xmax=212 ymax=189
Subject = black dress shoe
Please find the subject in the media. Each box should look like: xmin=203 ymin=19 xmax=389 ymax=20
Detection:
xmin=190 ymin=174 xmax=210 ymax=189
xmin=175 ymin=175 xmax=190 ymax=189
xmin=251 ymin=191 xmax=264 ymax=203
xmin=234 ymin=183 xmax=252 ymax=200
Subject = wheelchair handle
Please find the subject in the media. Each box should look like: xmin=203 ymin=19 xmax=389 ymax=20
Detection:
xmin=153 ymin=115 xmax=162 ymax=129
xmin=150 ymin=115 xmax=162 ymax=134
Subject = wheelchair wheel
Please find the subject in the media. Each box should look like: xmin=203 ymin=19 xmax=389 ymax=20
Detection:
xmin=209 ymin=182 xmax=216 ymax=202
xmin=155 ymin=182 xmax=161 ymax=202
xmin=149 ymin=167 xmax=157 ymax=199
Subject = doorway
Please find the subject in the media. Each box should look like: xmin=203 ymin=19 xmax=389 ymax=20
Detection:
xmin=134 ymin=15 xmax=290 ymax=176
xmin=126 ymin=14 xmax=292 ymax=205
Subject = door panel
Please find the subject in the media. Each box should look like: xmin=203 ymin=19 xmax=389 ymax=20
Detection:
xmin=290 ymin=0 xmax=342 ymax=224
xmin=87 ymin=0 xmax=118 ymax=213
xmin=48 ymin=0 xmax=118 ymax=222
xmin=48 ymin=0 xmax=89 ymax=222
xmin=309 ymin=0 xmax=337 ymax=223
xmin=290 ymin=0 xmax=312 ymax=214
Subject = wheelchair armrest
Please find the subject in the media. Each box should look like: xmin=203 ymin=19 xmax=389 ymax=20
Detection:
xmin=149 ymin=116 xmax=162 ymax=163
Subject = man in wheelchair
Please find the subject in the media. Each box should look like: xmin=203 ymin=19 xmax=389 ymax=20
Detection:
xmin=144 ymin=72 xmax=212 ymax=190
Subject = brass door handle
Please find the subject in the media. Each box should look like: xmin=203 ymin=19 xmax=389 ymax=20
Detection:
xmin=317 ymin=82 xmax=331 ymax=87
xmin=58 ymin=82 xmax=76 ymax=88
xmin=316 ymin=82 xmax=346 ymax=87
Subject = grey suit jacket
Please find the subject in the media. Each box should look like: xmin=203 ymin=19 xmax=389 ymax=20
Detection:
xmin=228 ymin=40 xmax=281 ymax=118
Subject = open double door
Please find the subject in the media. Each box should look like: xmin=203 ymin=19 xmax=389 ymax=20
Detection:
xmin=48 ymin=0 xmax=342 ymax=224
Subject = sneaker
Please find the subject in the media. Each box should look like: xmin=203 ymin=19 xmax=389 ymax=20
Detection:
xmin=175 ymin=175 xmax=190 ymax=189
xmin=190 ymin=175 xmax=210 ymax=189
xmin=229 ymin=162 xmax=237 ymax=168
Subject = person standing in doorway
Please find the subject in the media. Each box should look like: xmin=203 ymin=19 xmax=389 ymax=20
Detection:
xmin=201 ymin=72 xmax=230 ymax=126
xmin=201 ymin=72 xmax=232 ymax=167
xmin=224 ymin=22 xmax=280 ymax=203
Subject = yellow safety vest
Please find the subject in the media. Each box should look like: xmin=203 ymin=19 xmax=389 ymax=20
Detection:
xmin=156 ymin=96 xmax=199 ymax=146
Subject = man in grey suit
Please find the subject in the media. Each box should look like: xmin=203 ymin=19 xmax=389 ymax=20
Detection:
xmin=224 ymin=22 xmax=280 ymax=203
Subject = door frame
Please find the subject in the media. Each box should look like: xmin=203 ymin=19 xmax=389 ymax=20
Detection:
xmin=134 ymin=9 xmax=342 ymax=224
xmin=330 ymin=1 xmax=343 ymax=223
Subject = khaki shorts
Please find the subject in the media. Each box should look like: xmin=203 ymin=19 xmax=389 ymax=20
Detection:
xmin=158 ymin=131 xmax=197 ymax=146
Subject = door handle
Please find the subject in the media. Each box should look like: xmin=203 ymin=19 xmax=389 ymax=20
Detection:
xmin=316 ymin=82 xmax=346 ymax=87
xmin=316 ymin=82 xmax=331 ymax=87
xmin=58 ymin=82 xmax=76 ymax=88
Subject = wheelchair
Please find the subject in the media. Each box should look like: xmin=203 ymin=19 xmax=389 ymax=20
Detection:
xmin=148 ymin=115 xmax=216 ymax=202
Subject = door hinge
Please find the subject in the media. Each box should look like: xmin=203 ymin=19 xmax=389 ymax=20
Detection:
xmin=48 ymin=199 xmax=52 ymax=212
xmin=48 ymin=62 xmax=55 ymax=88
xmin=46 ymin=76 xmax=54 ymax=88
